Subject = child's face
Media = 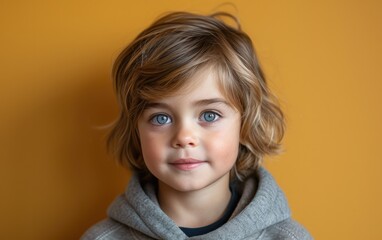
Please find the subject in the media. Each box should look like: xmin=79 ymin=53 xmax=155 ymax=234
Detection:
xmin=137 ymin=68 xmax=241 ymax=193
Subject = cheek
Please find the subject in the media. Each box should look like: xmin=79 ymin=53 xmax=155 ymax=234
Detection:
xmin=138 ymin=127 xmax=161 ymax=163
xmin=206 ymin=124 xmax=241 ymax=163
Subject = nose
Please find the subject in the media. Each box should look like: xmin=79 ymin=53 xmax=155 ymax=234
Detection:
xmin=171 ymin=122 xmax=199 ymax=148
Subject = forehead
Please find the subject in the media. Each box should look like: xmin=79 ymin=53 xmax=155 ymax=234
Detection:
xmin=142 ymin=71 xmax=240 ymax=118
xmin=138 ymin=63 xmax=240 ymax=112
xmin=162 ymin=65 xmax=231 ymax=99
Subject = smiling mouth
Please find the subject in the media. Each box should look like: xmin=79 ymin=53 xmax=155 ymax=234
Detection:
xmin=170 ymin=158 xmax=206 ymax=171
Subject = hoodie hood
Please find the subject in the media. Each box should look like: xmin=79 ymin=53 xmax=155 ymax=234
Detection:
xmin=107 ymin=167 xmax=291 ymax=239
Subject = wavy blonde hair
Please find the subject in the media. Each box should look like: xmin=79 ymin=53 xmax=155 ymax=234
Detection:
xmin=108 ymin=11 xmax=285 ymax=181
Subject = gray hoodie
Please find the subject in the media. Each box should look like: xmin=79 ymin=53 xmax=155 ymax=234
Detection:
xmin=81 ymin=167 xmax=312 ymax=239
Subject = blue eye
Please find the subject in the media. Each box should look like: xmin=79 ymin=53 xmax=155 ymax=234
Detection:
xmin=201 ymin=111 xmax=219 ymax=122
xmin=151 ymin=114 xmax=172 ymax=125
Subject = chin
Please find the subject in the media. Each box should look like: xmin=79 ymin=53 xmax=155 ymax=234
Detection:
xmin=171 ymin=183 xmax=206 ymax=192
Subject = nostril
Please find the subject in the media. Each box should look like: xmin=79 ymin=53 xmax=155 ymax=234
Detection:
xmin=171 ymin=124 xmax=199 ymax=148
xmin=172 ymin=135 xmax=199 ymax=148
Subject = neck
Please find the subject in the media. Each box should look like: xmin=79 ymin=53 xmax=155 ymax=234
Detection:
xmin=157 ymin=175 xmax=231 ymax=228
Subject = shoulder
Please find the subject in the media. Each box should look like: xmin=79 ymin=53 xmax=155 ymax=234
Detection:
xmin=260 ymin=219 xmax=313 ymax=240
xmin=81 ymin=218 xmax=126 ymax=240
xmin=81 ymin=218 xmax=155 ymax=240
xmin=81 ymin=218 xmax=151 ymax=240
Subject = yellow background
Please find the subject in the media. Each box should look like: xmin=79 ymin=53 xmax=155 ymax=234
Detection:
xmin=1 ymin=0 xmax=381 ymax=239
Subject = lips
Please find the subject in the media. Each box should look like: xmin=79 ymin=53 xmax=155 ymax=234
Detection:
xmin=170 ymin=158 xmax=206 ymax=171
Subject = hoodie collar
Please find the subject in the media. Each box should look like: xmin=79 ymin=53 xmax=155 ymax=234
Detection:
xmin=107 ymin=167 xmax=290 ymax=239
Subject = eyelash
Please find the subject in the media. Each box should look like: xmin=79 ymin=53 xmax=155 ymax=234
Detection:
xmin=200 ymin=111 xmax=221 ymax=123
xmin=149 ymin=111 xmax=221 ymax=126
xmin=150 ymin=113 xmax=172 ymax=125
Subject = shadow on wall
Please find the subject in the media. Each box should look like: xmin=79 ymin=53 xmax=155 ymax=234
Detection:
xmin=3 ymin=68 xmax=130 ymax=239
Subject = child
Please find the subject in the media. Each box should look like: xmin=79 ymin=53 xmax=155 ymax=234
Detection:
xmin=82 ymin=11 xmax=312 ymax=239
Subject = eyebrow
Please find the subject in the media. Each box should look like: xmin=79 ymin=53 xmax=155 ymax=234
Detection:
xmin=145 ymin=98 xmax=231 ymax=109
xmin=194 ymin=98 xmax=230 ymax=107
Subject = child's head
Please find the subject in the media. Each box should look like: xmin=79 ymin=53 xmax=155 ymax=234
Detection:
xmin=108 ymin=11 xmax=285 ymax=181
